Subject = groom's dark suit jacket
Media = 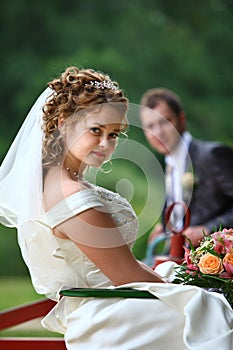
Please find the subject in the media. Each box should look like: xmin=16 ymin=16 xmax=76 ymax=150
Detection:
xmin=145 ymin=138 xmax=233 ymax=264
xmin=163 ymin=138 xmax=233 ymax=232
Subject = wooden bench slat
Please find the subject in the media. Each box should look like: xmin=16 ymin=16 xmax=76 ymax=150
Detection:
xmin=0 ymin=337 xmax=66 ymax=350
xmin=0 ymin=299 xmax=56 ymax=330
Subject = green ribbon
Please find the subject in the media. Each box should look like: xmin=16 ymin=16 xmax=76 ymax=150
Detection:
xmin=60 ymin=287 xmax=158 ymax=299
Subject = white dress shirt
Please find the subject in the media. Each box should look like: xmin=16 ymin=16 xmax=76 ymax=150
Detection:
xmin=165 ymin=131 xmax=192 ymax=230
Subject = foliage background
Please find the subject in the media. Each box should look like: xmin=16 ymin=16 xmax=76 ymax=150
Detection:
xmin=0 ymin=0 xmax=232 ymax=276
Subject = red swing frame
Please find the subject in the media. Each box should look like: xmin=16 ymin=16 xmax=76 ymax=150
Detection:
xmin=0 ymin=298 xmax=66 ymax=349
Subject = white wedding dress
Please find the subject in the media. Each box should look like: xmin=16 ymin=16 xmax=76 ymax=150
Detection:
xmin=20 ymin=184 xmax=232 ymax=350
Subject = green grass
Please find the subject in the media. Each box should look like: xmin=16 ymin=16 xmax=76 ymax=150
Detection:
xmin=0 ymin=276 xmax=62 ymax=338
xmin=0 ymin=276 xmax=42 ymax=310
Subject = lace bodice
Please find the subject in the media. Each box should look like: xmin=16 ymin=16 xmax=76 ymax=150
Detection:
xmin=94 ymin=185 xmax=138 ymax=245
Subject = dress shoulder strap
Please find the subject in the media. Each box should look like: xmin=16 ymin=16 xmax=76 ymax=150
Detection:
xmin=42 ymin=189 xmax=104 ymax=228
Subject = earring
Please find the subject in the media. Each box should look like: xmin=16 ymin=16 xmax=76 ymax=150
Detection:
xmin=119 ymin=132 xmax=128 ymax=145
xmin=100 ymin=160 xmax=113 ymax=174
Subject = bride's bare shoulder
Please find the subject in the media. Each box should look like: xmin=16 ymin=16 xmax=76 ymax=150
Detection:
xmin=43 ymin=167 xmax=83 ymax=211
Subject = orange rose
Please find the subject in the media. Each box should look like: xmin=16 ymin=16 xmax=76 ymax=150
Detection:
xmin=198 ymin=253 xmax=224 ymax=275
xmin=223 ymin=250 xmax=233 ymax=274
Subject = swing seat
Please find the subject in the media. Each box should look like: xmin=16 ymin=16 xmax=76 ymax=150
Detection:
xmin=0 ymin=287 xmax=157 ymax=349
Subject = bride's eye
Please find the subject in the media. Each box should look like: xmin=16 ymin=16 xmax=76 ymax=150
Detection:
xmin=89 ymin=127 xmax=101 ymax=135
xmin=109 ymin=132 xmax=119 ymax=139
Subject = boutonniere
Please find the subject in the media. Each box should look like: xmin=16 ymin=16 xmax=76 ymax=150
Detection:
xmin=181 ymin=170 xmax=198 ymax=203
xmin=181 ymin=172 xmax=195 ymax=190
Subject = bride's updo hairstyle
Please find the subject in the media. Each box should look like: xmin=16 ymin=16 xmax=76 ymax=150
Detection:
xmin=42 ymin=66 xmax=128 ymax=167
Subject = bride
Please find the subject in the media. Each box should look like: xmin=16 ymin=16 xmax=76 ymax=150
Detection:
xmin=0 ymin=66 xmax=232 ymax=349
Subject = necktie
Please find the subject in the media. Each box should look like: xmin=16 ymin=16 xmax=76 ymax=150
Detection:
xmin=165 ymin=164 xmax=174 ymax=205
xmin=165 ymin=163 xmax=183 ymax=231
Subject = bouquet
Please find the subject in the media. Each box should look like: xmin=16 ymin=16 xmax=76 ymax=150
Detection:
xmin=173 ymin=228 xmax=233 ymax=307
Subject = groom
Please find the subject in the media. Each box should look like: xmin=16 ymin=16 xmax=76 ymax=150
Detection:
xmin=140 ymin=88 xmax=233 ymax=264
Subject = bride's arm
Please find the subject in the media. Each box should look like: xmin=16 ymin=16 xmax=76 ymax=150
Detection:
xmin=56 ymin=207 xmax=164 ymax=285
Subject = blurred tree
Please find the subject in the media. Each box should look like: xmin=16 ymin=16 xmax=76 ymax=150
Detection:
xmin=1 ymin=0 xmax=232 ymax=160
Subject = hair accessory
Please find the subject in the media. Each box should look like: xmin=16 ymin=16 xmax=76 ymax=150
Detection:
xmin=86 ymin=80 xmax=118 ymax=91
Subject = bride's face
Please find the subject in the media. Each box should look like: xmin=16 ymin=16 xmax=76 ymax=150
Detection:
xmin=65 ymin=104 xmax=124 ymax=168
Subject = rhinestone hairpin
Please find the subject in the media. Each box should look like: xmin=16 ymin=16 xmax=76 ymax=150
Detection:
xmin=86 ymin=80 xmax=118 ymax=91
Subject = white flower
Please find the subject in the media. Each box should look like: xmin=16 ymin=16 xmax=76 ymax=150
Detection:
xmin=181 ymin=172 xmax=195 ymax=189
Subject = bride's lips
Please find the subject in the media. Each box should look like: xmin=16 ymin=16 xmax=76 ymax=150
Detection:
xmin=91 ymin=150 xmax=106 ymax=159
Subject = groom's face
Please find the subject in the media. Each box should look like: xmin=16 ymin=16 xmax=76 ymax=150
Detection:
xmin=140 ymin=101 xmax=185 ymax=155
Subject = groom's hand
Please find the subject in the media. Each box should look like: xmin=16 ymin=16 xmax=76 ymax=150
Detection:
xmin=182 ymin=225 xmax=209 ymax=247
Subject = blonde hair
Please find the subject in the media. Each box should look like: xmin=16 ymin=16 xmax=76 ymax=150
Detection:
xmin=42 ymin=66 xmax=128 ymax=167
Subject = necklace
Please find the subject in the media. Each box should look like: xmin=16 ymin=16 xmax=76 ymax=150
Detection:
xmin=66 ymin=167 xmax=83 ymax=180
